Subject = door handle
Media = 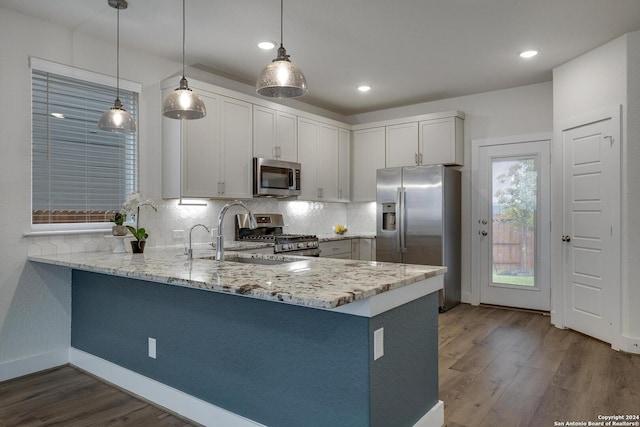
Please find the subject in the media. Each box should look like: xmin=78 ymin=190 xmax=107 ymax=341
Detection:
xmin=481 ymin=230 xmax=488 ymax=236
xmin=562 ymin=235 xmax=571 ymax=242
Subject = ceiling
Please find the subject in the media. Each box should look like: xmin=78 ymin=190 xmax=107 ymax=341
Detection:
xmin=2 ymin=0 xmax=640 ymax=116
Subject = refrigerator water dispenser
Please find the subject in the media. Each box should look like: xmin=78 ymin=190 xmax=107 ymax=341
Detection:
xmin=382 ymin=203 xmax=396 ymax=231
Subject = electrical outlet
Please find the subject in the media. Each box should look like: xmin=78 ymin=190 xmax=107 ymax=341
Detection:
xmin=148 ymin=337 xmax=156 ymax=359
xmin=172 ymin=230 xmax=184 ymax=241
xmin=374 ymin=328 xmax=384 ymax=360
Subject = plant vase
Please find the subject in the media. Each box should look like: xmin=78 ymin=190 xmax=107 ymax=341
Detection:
xmin=131 ymin=240 xmax=146 ymax=253
xmin=112 ymin=225 xmax=128 ymax=236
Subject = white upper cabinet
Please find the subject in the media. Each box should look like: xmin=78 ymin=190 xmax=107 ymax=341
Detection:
xmin=297 ymin=117 xmax=342 ymax=201
xmin=218 ymin=96 xmax=253 ymax=199
xmin=338 ymin=128 xmax=351 ymax=201
xmin=180 ymin=91 xmax=220 ymax=198
xmin=161 ymin=80 xmax=252 ymax=199
xmin=385 ymin=122 xmax=419 ymax=167
xmin=419 ymin=116 xmax=464 ymax=166
xmin=378 ymin=112 xmax=464 ymax=168
xmin=318 ymin=123 xmax=339 ymax=201
xmin=253 ymin=105 xmax=297 ymax=162
xmin=352 ymin=127 xmax=386 ymax=202
xmin=297 ymin=117 xmax=319 ymax=199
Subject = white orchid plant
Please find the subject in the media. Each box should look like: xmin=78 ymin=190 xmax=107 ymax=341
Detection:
xmin=122 ymin=192 xmax=157 ymax=242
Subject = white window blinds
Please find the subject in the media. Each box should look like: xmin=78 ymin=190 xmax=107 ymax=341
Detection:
xmin=31 ymin=66 xmax=139 ymax=225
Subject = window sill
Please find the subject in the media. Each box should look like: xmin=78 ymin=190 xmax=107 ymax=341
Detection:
xmin=24 ymin=228 xmax=112 ymax=237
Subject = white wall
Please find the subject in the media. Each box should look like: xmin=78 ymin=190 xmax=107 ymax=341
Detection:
xmin=626 ymin=31 xmax=640 ymax=344
xmin=347 ymin=83 xmax=554 ymax=302
xmin=553 ymin=32 xmax=640 ymax=349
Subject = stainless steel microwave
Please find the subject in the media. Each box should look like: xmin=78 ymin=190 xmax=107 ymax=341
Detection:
xmin=253 ymin=157 xmax=301 ymax=198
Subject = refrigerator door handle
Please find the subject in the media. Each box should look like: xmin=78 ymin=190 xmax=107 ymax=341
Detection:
xmin=396 ymin=187 xmax=403 ymax=252
xmin=398 ymin=187 xmax=407 ymax=253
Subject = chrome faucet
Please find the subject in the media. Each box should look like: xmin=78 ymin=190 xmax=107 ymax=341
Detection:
xmin=187 ymin=223 xmax=210 ymax=260
xmin=216 ymin=201 xmax=257 ymax=261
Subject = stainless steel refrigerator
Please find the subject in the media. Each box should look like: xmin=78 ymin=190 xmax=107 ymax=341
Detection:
xmin=376 ymin=165 xmax=461 ymax=311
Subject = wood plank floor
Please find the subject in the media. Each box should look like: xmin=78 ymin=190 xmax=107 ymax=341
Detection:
xmin=1 ymin=304 xmax=639 ymax=426
xmin=439 ymin=304 xmax=640 ymax=427
xmin=0 ymin=366 xmax=199 ymax=426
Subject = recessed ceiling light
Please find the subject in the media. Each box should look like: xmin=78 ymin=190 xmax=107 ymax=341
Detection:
xmin=258 ymin=41 xmax=276 ymax=50
xmin=51 ymin=113 xmax=65 ymax=119
xmin=519 ymin=50 xmax=539 ymax=59
xmin=357 ymin=85 xmax=371 ymax=92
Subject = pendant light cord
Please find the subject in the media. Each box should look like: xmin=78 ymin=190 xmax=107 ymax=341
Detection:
xmin=116 ymin=3 xmax=120 ymax=100
xmin=280 ymin=0 xmax=284 ymax=47
xmin=182 ymin=0 xmax=186 ymax=78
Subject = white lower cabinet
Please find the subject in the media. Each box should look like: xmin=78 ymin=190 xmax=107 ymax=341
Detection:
xmin=162 ymin=81 xmax=252 ymax=199
xmin=350 ymin=238 xmax=374 ymax=261
xmin=319 ymin=240 xmax=352 ymax=259
xmin=358 ymin=238 xmax=374 ymax=261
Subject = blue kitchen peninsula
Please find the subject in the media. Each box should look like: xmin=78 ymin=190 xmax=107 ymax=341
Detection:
xmin=29 ymin=248 xmax=445 ymax=427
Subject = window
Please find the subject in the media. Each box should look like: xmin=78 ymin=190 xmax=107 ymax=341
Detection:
xmin=30 ymin=58 xmax=140 ymax=227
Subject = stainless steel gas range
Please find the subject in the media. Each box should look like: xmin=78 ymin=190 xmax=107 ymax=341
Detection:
xmin=235 ymin=213 xmax=320 ymax=257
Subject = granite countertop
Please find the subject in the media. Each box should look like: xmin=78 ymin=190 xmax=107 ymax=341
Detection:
xmin=28 ymin=247 xmax=444 ymax=310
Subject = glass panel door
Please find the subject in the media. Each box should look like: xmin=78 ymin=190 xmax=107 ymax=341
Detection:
xmin=477 ymin=140 xmax=550 ymax=311
xmin=492 ymin=157 xmax=537 ymax=287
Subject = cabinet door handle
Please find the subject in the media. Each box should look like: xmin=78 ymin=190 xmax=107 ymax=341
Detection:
xmin=414 ymin=153 xmax=418 ymax=165
xmin=419 ymin=153 xmax=423 ymax=164
xmin=277 ymin=146 xmax=281 ymax=158
xmin=218 ymin=182 xmax=225 ymax=194
xmin=339 ymin=189 xmax=343 ymax=199
xmin=272 ymin=147 xmax=277 ymax=158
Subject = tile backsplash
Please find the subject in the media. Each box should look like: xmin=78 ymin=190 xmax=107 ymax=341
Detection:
xmin=26 ymin=200 xmax=376 ymax=256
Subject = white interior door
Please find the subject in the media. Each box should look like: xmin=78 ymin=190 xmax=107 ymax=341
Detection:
xmin=562 ymin=118 xmax=620 ymax=343
xmin=477 ymin=140 xmax=550 ymax=311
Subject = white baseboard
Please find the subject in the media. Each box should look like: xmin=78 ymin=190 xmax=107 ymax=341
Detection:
xmin=0 ymin=349 xmax=69 ymax=382
xmin=413 ymin=400 xmax=444 ymax=427
xmin=69 ymin=348 xmax=265 ymax=427
xmin=461 ymin=290 xmax=472 ymax=304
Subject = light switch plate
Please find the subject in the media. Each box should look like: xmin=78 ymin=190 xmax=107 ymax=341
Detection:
xmin=148 ymin=337 xmax=156 ymax=359
xmin=374 ymin=328 xmax=384 ymax=360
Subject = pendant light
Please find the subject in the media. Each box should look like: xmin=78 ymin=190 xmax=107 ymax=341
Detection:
xmin=162 ymin=0 xmax=206 ymax=120
xmin=256 ymin=0 xmax=308 ymax=98
xmin=98 ymin=0 xmax=136 ymax=134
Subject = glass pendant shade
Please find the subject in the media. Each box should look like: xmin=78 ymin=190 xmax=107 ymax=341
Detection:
xmin=163 ymin=77 xmax=206 ymax=119
xmin=162 ymin=0 xmax=206 ymax=120
xmin=256 ymin=0 xmax=308 ymax=98
xmin=98 ymin=98 xmax=136 ymax=133
xmin=256 ymin=46 xmax=308 ymax=98
xmin=98 ymin=0 xmax=136 ymax=134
